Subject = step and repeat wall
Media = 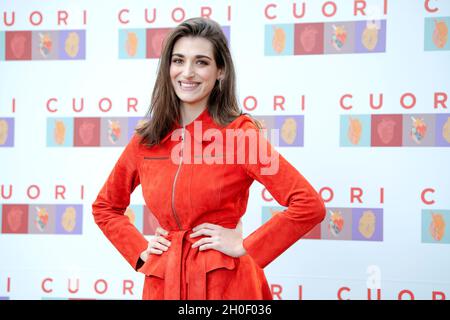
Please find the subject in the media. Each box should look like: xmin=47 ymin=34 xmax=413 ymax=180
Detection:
xmin=1 ymin=0 xmax=449 ymax=300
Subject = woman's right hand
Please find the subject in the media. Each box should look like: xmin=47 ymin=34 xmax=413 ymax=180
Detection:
xmin=140 ymin=227 xmax=171 ymax=262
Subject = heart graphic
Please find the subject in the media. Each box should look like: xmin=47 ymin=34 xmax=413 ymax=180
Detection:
xmin=10 ymin=34 xmax=26 ymax=58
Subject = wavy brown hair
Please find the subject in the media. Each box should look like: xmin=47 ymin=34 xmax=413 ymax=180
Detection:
xmin=136 ymin=17 xmax=260 ymax=147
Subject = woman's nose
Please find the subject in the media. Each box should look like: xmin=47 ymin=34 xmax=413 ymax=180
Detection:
xmin=182 ymin=63 xmax=195 ymax=77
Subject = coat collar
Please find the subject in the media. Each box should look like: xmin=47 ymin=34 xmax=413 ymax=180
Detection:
xmin=160 ymin=107 xmax=218 ymax=144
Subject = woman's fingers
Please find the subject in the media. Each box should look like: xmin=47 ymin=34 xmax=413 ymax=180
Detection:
xmin=190 ymin=228 xmax=215 ymax=238
xmin=152 ymin=241 xmax=169 ymax=252
xmin=192 ymin=223 xmax=220 ymax=232
xmin=149 ymin=248 xmax=163 ymax=255
xmin=156 ymin=235 xmax=171 ymax=247
xmin=155 ymin=227 xmax=169 ymax=237
xmin=192 ymin=236 xmax=215 ymax=249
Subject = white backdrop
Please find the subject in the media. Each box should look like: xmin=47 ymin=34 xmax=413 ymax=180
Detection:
xmin=1 ymin=0 xmax=449 ymax=300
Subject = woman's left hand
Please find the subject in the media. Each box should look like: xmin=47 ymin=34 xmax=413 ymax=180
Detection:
xmin=190 ymin=221 xmax=246 ymax=258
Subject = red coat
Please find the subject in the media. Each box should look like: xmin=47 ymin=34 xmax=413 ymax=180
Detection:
xmin=92 ymin=108 xmax=325 ymax=300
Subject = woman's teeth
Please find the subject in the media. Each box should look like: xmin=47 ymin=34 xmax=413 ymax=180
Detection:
xmin=179 ymin=81 xmax=200 ymax=90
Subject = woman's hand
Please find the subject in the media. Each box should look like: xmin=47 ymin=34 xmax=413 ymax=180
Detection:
xmin=140 ymin=227 xmax=171 ymax=262
xmin=190 ymin=221 xmax=246 ymax=258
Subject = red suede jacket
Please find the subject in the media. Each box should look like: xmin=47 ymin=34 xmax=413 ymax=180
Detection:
xmin=92 ymin=108 xmax=325 ymax=299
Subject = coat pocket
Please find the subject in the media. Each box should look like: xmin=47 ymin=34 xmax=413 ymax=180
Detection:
xmin=137 ymin=252 xmax=168 ymax=279
xmin=203 ymin=250 xmax=238 ymax=299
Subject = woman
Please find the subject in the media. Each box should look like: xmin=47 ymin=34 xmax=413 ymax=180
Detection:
xmin=92 ymin=17 xmax=325 ymax=300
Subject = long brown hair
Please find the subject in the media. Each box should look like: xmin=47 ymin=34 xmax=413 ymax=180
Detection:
xmin=136 ymin=17 xmax=259 ymax=147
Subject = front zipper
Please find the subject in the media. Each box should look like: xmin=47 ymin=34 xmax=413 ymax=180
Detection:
xmin=171 ymin=126 xmax=185 ymax=230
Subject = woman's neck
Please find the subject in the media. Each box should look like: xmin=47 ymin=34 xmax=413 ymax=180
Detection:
xmin=180 ymin=104 xmax=207 ymax=127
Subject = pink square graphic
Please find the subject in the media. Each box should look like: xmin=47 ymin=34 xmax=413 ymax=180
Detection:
xmin=146 ymin=28 xmax=172 ymax=59
xmin=294 ymin=23 xmax=324 ymax=55
xmin=371 ymin=114 xmax=403 ymax=146
xmin=2 ymin=204 xmax=29 ymax=234
xmin=5 ymin=31 xmax=32 ymax=60
xmin=74 ymin=118 xmax=100 ymax=147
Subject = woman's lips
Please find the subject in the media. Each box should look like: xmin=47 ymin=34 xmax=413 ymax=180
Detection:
xmin=179 ymin=81 xmax=200 ymax=91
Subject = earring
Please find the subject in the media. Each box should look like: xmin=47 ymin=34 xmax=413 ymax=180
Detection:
xmin=218 ymin=79 xmax=222 ymax=92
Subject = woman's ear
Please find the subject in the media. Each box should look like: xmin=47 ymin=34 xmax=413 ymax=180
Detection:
xmin=218 ymin=69 xmax=224 ymax=81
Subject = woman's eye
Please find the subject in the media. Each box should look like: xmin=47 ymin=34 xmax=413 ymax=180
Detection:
xmin=172 ymin=59 xmax=183 ymax=64
xmin=197 ymin=60 xmax=208 ymax=65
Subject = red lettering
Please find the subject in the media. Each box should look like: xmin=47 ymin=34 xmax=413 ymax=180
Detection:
xmin=145 ymin=9 xmax=156 ymax=24
xmin=27 ymin=185 xmax=40 ymax=200
xmin=370 ymin=93 xmax=383 ymax=110
xmin=201 ymin=7 xmax=212 ymax=19
xmin=421 ymin=188 xmax=435 ymax=205
xmin=434 ymin=92 xmax=448 ymax=109
xmin=380 ymin=187 xmax=384 ymax=204
xmin=432 ymin=291 xmax=446 ymax=300
xmin=46 ymin=98 xmax=58 ymax=112
xmin=293 ymin=2 xmax=306 ymax=19
xmin=80 ymin=185 xmax=84 ymax=200
xmin=322 ymin=1 xmax=337 ymax=17
xmin=298 ymin=285 xmax=303 ymax=300
xmin=243 ymin=96 xmax=257 ymax=111
xmin=425 ymin=0 xmax=439 ymax=13
xmin=1 ymin=185 xmax=12 ymax=200
xmin=271 ymin=284 xmax=283 ymax=300
xmin=319 ymin=187 xmax=333 ymax=203
xmin=227 ymin=5 xmax=232 ymax=21
xmin=354 ymin=0 xmax=367 ymax=16
xmin=367 ymin=288 xmax=381 ymax=300
xmin=127 ymin=98 xmax=138 ymax=113
xmin=350 ymin=187 xmax=363 ymax=203
xmin=68 ymin=278 xmax=79 ymax=294
xmin=58 ymin=11 xmax=68 ymax=25
xmin=12 ymin=98 xmax=16 ymax=113
xmin=94 ymin=279 xmax=108 ymax=294
xmin=3 ymin=11 xmax=15 ymax=26
xmin=99 ymin=98 xmax=112 ymax=113
xmin=55 ymin=185 xmax=66 ymax=200
xmin=123 ymin=280 xmax=134 ymax=295
xmin=172 ymin=8 xmax=185 ymax=23
xmin=42 ymin=278 xmax=53 ymax=293
xmin=73 ymin=98 xmax=84 ymax=113
xmin=300 ymin=95 xmax=306 ymax=111
xmin=398 ymin=289 xmax=415 ymax=300
xmin=118 ymin=9 xmax=130 ymax=24
xmin=29 ymin=11 xmax=43 ymax=26
xmin=340 ymin=94 xmax=353 ymax=110
xmin=400 ymin=93 xmax=416 ymax=109
xmin=338 ymin=287 xmax=351 ymax=300
xmin=262 ymin=188 xmax=274 ymax=202
xmin=265 ymin=4 xmax=277 ymax=19
xmin=274 ymin=96 xmax=285 ymax=111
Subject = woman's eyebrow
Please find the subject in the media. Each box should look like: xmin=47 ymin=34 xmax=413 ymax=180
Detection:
xmin=171 ymin=53 xmax=212 ymax=60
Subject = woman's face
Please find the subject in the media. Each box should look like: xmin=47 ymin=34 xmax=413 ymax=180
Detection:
xmin=170 ymin=36 xmax=223 ymax=110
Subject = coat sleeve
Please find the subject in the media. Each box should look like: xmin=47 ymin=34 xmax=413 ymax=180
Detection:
xmin=240 ymin=120 xmax=326 ymax=269
xmin=92 ymin=133 xmax=149 ymax=271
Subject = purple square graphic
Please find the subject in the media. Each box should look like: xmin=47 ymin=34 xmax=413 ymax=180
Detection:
xmin=55 ymin=204 xmax=82 ymax=234
xmin=275 ymin=115 xmax=304 ymax=147
xmin=222 ymin=26 xmax=231 ymax=46
xmin=58 ymin=30 xmax=86 ymax=60
xmin=352 ymin=208 xmax=383 ymax=241
xmin=128 ymin=117 xmax=147 ymax=141
xmin=0 ymin=118 xmax=14 ymax=147
xmin=435 ymin=114 xmax=450 ymax=146
xmin=355 ymin=20 xmax=386 ymax=53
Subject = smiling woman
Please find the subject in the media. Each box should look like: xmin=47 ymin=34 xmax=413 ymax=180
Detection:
xmin=169 ymin=36 xmax=224 ymax=121
xmin=92 ymin=17 xmax=325 ymax=300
